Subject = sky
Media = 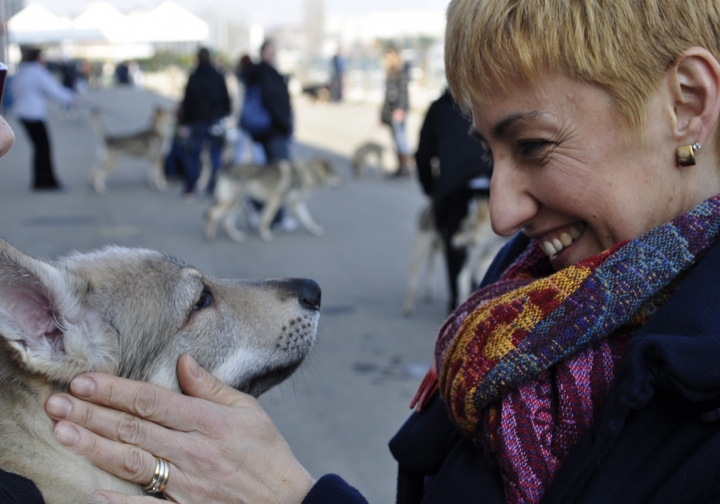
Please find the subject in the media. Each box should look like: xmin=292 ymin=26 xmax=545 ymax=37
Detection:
xmin=30 ymin=0 xmax=453 ymax=26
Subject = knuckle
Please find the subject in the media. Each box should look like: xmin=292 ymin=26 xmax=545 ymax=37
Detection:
xmin=120 ymin=447 xmax=147 ymax=479
xmin=132 ymin=387 xmax=162 ymax=418
xmin=117 ymin=415 xmax=146 ymax=445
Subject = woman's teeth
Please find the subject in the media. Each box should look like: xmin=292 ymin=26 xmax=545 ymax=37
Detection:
xmin=542 ymin=223 xmax=586 ymax=257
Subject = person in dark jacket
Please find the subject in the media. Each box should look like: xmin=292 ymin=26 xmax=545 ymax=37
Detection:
xmin=21 ymin=2 xmax=720 ymax=504
xmin=242 ymin=39 xmax=292 ymax=163
xmin=415 ymin=88 xmax=493 ymax=311
xmin=179 ymin=47 xmax=231 ymax=197
xmin=239 ymin=39 xmax=295 ymax=229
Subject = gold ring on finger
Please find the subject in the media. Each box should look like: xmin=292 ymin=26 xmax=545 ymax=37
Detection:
xmin=142 ymin=455 xmax=170 ymax=495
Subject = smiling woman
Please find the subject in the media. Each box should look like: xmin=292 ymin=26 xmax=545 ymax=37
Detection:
xmin=13 ymin=1 xmax=720 ymax=504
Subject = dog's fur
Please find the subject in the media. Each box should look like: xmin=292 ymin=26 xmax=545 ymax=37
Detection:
xmin=205 ymin=158 xmax=342 ymax=242
xmin=402 ymin=204 xmax=443 ymax=316
xmin=350 ymin=142 xmax=385 ymax=178
xmin=451 ymin=198 xmax=509 ymax=304
xmin=90 ymin=106 xmax=173 ymax=193
xmin=0 ymin=239 xmax=320 ymax=503
xmin=302 ymin=84 xmax=331 ymax=103
xmin=402 ymin=197 xmax=506 ymax=315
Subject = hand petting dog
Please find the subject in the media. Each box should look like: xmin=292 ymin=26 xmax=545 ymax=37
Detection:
xmin=46 ymin=354 xmax=315 ymax=504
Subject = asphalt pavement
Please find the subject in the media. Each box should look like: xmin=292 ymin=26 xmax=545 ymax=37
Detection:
xmin=0 ymin=86 xmax=447 ymax=503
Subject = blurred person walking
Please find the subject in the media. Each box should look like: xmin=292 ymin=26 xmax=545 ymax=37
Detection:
xmin=11 ymin=47 xmax=75 ymax=191
xmin=114 ymin=61 xmax=132 ymax=86
xmin=330 ymin=47 xmax=346 ymax=102
xmin=239 ymin=39 xmax=296 ymax=231
xmin=415 ymin=88 xmax=493 ymax=311
xmin=179 ymin=47 xmax=231 ymax=198
xmin=234 ymin=54 xmax=266 ymax=165
xmin=381 ymin=46 xmax=411 ymax=177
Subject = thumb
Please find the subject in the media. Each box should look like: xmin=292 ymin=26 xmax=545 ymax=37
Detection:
xmin=176 ymin=354 xmax=254 ymax=408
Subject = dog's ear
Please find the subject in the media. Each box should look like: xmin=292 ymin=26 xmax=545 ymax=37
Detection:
xmin=0 ymin=240 xmax=117 ymax=382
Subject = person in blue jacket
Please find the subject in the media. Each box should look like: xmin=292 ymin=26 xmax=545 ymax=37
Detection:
xmin=9 ymin=1 xmax=720 ymax=503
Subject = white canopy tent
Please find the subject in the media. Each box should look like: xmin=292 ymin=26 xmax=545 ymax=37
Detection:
xmin=7 ymin=1 xmax=209 ymax=60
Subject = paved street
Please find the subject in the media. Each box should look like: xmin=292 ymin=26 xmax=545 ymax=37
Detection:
xmin=0 ymin=86 xmax=448 ymax=503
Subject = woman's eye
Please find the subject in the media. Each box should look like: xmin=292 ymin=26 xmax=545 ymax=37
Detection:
xmin=193 ymin=287 xmax=213 ymax=311
xmin=519 ymin=139 xmax=551 ymax=156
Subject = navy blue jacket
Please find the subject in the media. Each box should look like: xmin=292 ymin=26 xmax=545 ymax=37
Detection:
xmin=304 ymin=232 xmax=720 ymax=503
xmin=242 ymin=61 xmax=293 ymax=140
xmin=180 ymin=62 xmax=231 ymax=125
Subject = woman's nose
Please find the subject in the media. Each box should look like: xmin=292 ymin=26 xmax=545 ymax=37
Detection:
xmin=488 ymin=160 xmax=539 ymax=236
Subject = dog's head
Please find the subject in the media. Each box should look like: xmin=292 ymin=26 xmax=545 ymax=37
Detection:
xmin=150 ymin=106 xmax=174 ymax=136
xmin=451 ymin=197 xmax=495 ymax=249
xmin=310 ymin=158 xmax=343 ymax=188
xmin=0 ymin=239 xmax=319 ymax=397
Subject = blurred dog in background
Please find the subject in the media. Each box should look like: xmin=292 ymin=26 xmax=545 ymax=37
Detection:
xmin=350 ymin=141 xmax=385 ymax=178
xmin=90 ymin=106 xmax=173 ymax=193
xmin=205 ymin=158 xmax=341 ymax=242
xmin=402 ymin=197 xmax=506 ymax=315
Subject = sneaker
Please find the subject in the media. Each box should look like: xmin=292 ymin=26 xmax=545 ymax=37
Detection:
xmin=272 ymin=216 xmax=298 ymax=233
xmin=182 ymin=190 xmax=196 ymax=203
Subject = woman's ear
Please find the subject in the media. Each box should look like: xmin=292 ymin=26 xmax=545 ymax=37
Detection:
xmin=669 ymin=47 xmax=720 ymax=146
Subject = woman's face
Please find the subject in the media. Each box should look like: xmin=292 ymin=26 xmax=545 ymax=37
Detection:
xmin=472 ymin=70 xmax=711 ymax=271
xmin=0 ymin=114 xmax=14 ymax=158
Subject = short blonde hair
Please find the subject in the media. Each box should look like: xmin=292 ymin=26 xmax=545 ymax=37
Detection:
xmin=446 ymin=0 xmax=720 ymax=146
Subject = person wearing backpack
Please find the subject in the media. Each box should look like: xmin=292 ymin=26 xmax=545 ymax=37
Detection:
xmin=239 ymin=39 xmax=296 ymax=231
xmin=234 ymin=54 xmax=266 ymax=165
xmin=179 ymin=47 xmax=231 ymax=198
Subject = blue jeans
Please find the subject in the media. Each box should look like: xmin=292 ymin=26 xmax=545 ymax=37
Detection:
xmin=260 ymin=134 xmax=290 ymax=162
xmin=183 ymin=121 xmax=225 ymax=194
xmin=391 ymin=119 xmax=411 ymax=156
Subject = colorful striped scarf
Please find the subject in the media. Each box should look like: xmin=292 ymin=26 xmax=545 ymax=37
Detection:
xmin=427 ymin=194 xmax=720 ymax=504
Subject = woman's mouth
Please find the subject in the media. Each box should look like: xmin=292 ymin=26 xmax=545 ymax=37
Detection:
xmin=540 ymin=222 xmax=587 ymax=258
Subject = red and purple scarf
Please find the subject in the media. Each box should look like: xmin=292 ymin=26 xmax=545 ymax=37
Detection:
xmin=413 ymin=194 xmax=720 ymax=504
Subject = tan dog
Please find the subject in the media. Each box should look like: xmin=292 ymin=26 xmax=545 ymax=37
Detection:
xmin=0 ymin=239 xmax=320 ymax=503
xmin=350 ymin=141 xmax=385 ymax=178
xmin=401 ymin=197 xmax=506 ymax=315
xmin=205 ymin=158 xmax=341 ymax=242
xmin=401 ymin=204 xmax=443 ymax=316
xmin=90 ymin=106 xmax=173 ymax=193
xmin=451 ymin=198 xmax=509 ymax=303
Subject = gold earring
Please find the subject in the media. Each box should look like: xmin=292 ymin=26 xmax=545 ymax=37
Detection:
xmin=677 ymin=142 xmax=702 ymax=166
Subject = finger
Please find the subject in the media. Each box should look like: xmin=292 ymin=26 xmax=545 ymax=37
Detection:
xmin=52 ymin=420 xmax=161 ymax=487
xmin=93 ymin=490 xmax=162 ymax=504
xmin=67 ymin=372 xmax=213 ymax=431
xmin=177 ymin=354 xmax=259 ymax=409
xmin=46 ymin=394 xmax=176 ymax=455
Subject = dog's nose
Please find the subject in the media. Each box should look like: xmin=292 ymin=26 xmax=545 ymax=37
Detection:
xmin=294 ymin=278 xmax=321 ymax=311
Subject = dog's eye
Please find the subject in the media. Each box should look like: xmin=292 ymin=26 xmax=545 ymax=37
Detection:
xmin=193 ymin=287 xmax=213 ymax=311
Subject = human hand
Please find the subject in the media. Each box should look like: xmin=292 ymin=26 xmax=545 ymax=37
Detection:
xmin=44 ymin=354 xmax=315 ymax=504
xmin=392 ymin=108 xmax=405 ymax=123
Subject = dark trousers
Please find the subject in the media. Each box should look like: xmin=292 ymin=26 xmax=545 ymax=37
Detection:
xmin=183 ymin=121 xmax=224 ymax=194
xmin=260 ymin=134 xmax=290 ymax=162
xmin=434 ymin=190 xmax=473 ymax=311
xmin=19 ymin=119 xmax=60 ymax=189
